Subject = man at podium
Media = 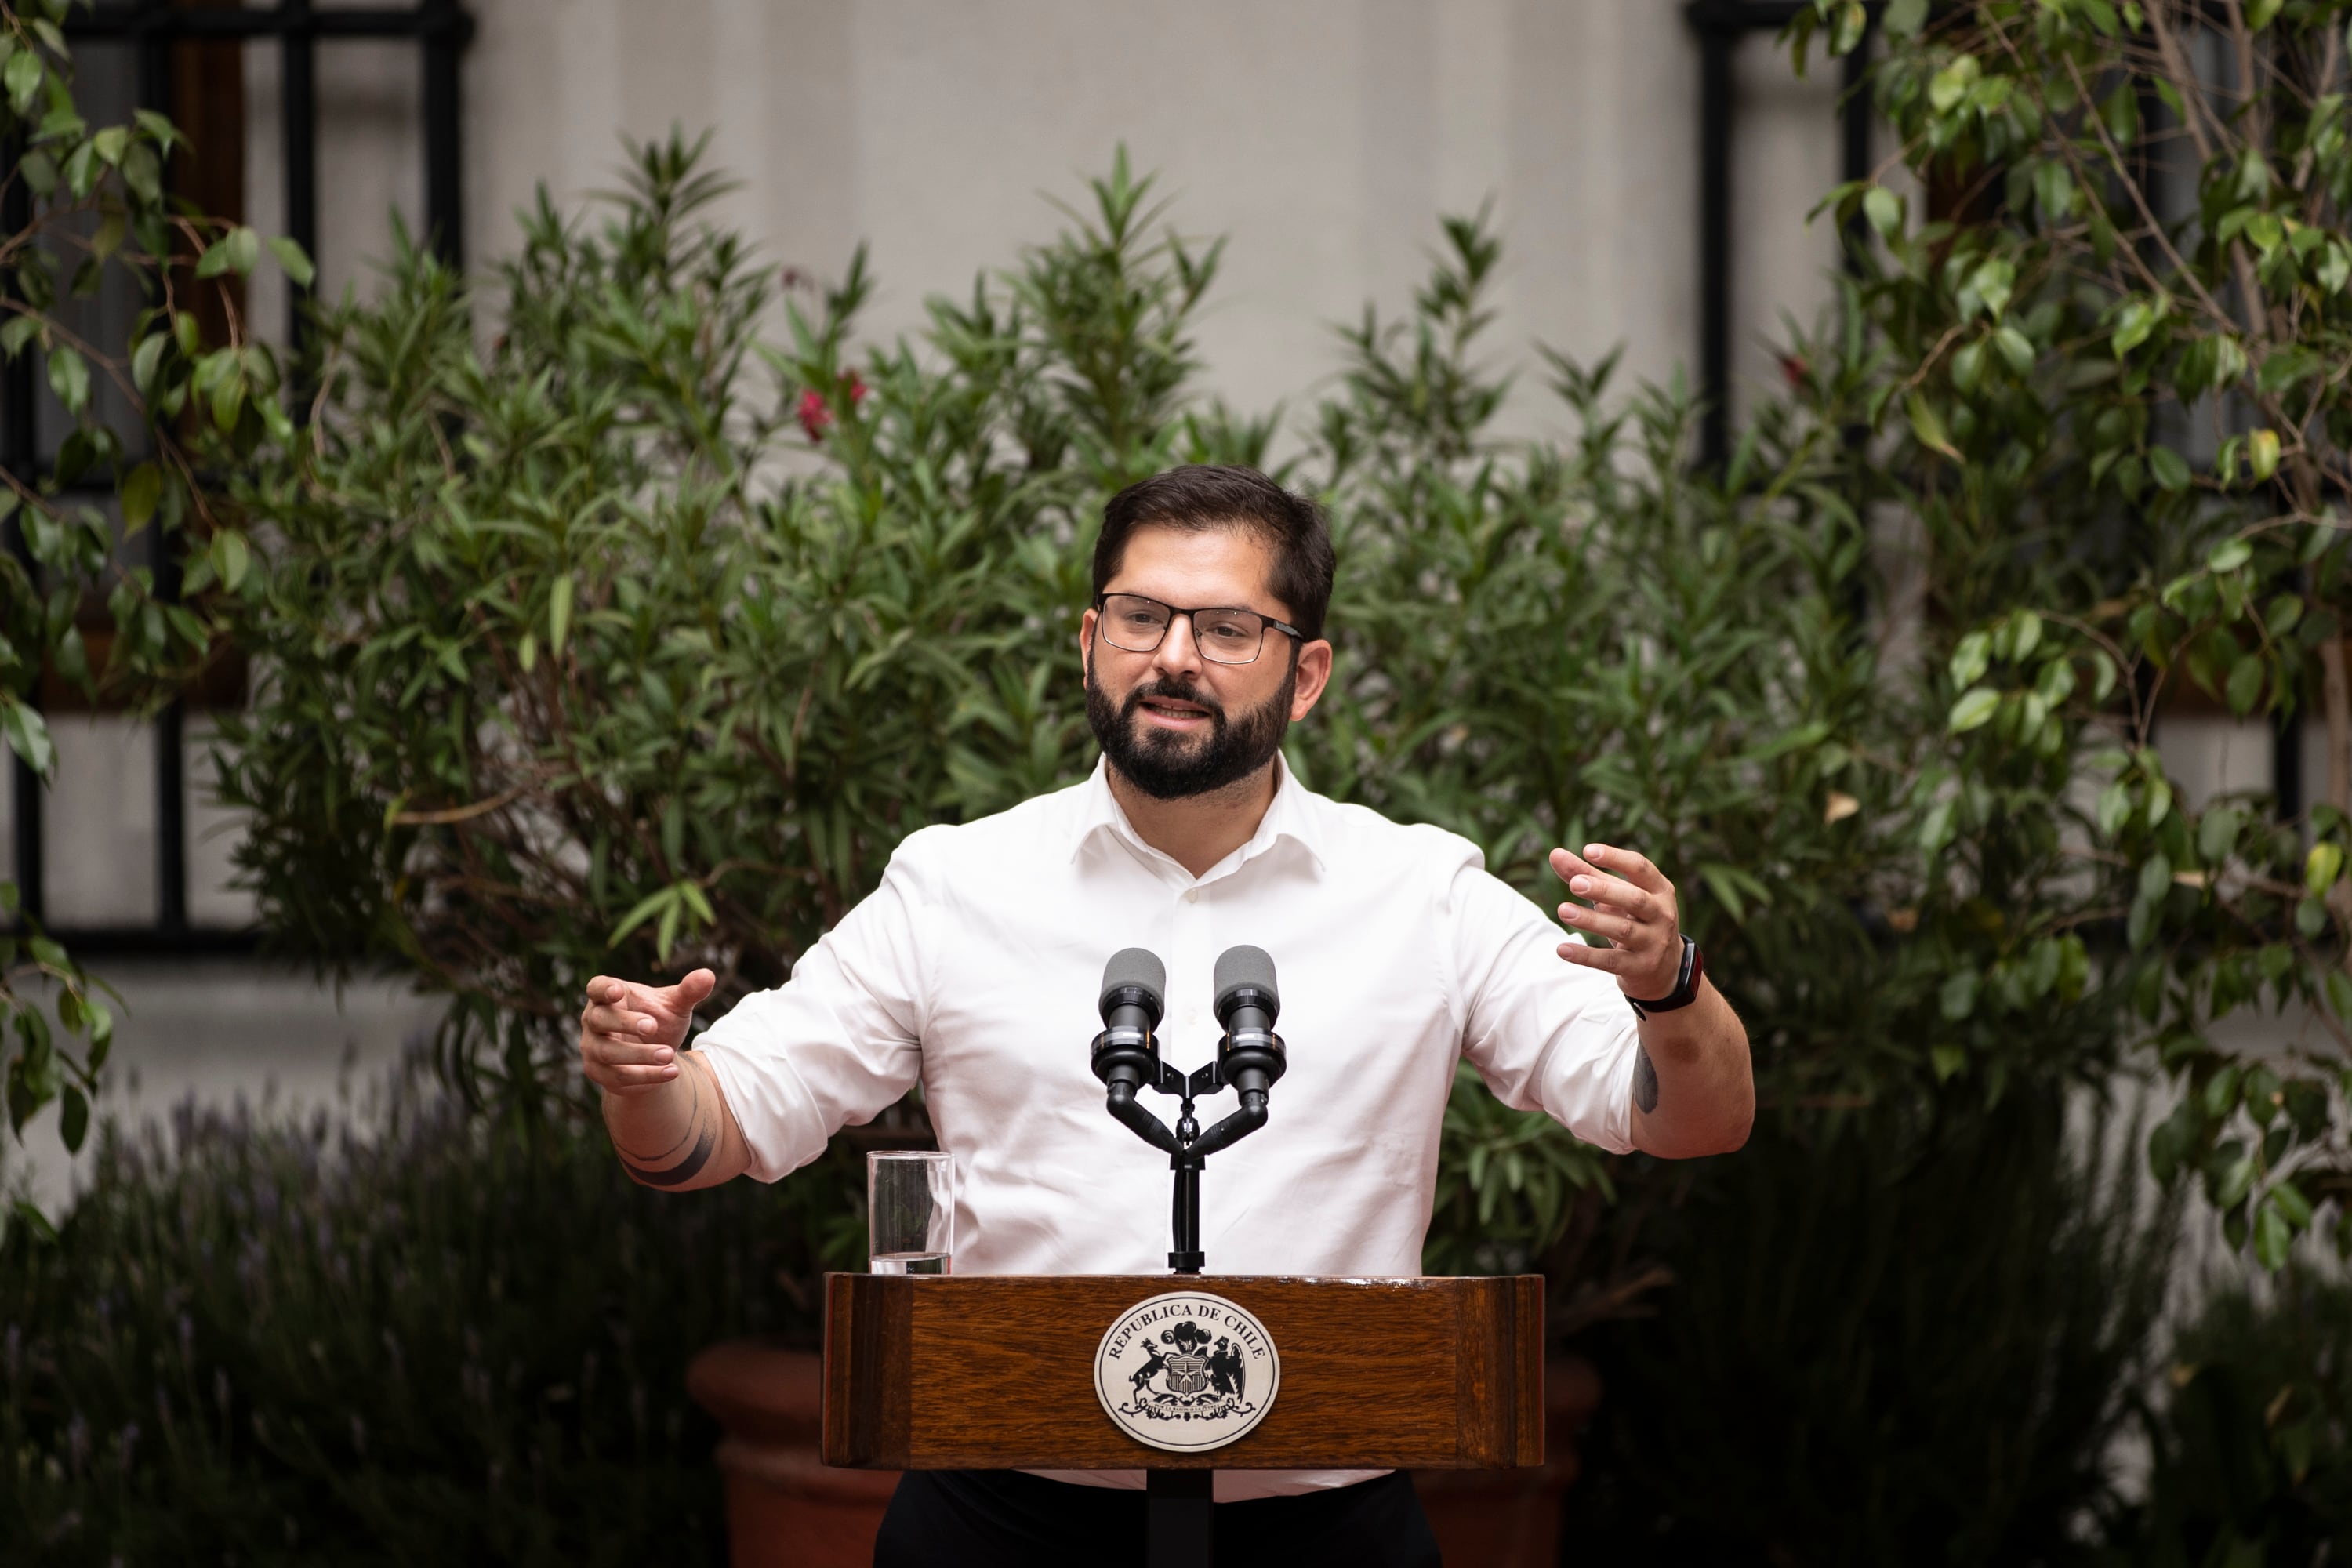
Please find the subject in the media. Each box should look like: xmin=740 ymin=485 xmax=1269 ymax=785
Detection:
xmin=578 ymin=464 xmax=1753 ymax=1565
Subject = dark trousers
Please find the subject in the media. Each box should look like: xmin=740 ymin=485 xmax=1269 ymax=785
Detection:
xmin=873 ymin=1467 xmax=1443 ymax=1567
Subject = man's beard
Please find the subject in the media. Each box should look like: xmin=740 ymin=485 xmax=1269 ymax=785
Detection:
xmin=1086 ymin=660 xmax=1296 ymax=801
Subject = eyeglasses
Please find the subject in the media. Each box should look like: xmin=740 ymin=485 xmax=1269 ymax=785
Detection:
xmin=1094 ymin=593 xmax=1304 ymax=666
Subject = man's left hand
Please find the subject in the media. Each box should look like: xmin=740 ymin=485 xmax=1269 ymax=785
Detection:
xmin=1548 ymin=843 xmax=1682 ymax=1000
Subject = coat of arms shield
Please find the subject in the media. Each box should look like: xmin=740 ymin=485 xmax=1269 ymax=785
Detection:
xmin=1164 ymin=1351 xmax=1210 ymax=1396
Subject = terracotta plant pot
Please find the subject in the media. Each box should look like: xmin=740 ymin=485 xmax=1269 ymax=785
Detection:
xmin=687 ymin=1338 xmax=1599 ymax=1568
xmin=687 ymin=1341 xmax=900 ymax=1568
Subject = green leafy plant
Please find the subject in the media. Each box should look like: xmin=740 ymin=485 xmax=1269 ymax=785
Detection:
xmin=1791 ymin=0 xmax=2352 ymax=1267
xmin=0 ymin=1069 xmax=819 ymax=1564
xmin=1565 ymin=1091 xmax=2180 ymax=1568
xmin=0 ymin=0 xmax=308 ymax=1200
xmin=216 ymin=131 xmax=2166 ymax=1297
xmin=2107 ymin=1267 xmax=2352 ymax=1566
xmin=212 ymin=140 xmax=1224 ymax=1105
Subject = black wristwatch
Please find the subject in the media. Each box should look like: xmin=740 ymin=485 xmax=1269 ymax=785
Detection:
xmin=1625 ymin=935 xmax=1704 ymax=1019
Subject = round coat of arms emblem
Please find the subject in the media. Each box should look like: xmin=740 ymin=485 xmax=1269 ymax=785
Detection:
xmin=1093 ymin=1290 xmax=1280 ymax=1453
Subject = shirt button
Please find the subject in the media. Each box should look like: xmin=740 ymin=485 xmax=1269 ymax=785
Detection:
xmin=1183 ymin=887 xmax=1200 ymax=904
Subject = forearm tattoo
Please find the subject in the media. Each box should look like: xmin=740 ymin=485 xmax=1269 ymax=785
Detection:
xmin=1634 ymin=1044 xmax=1661 ymax=1115
xmin=616 ymin=1065 xmax=718 ymax=1188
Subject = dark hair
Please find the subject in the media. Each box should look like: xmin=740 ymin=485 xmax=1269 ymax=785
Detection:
xmin=1092 ymin=465 xmax=1337 ymax=641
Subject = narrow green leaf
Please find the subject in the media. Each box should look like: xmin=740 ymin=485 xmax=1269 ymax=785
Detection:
xmin=1948 ymin=687 xmax=2001 ymax=732
xmin=550 ymin=573 xmax=575 ymax=655
xmin=1940 ymin=971 xmax=1980 ymax=1022
xmin=2226 ymin=653 xmax=2266 ymax=713
xmin=4 ymin=49 xmax=40 ymax=112
xmin=2306 ymin=841 xmax=2343 ymax=896
xmin=2249 ymin=428 xmax=2281 ymax=482
xmin=1993 ymin=325 xmax=2035 ymax=376
xmin=2096 ymin=781 xmax=2133 ymax=838
xmin=8 ymin=1200 xmax=58 ymax=1245
xmin=129 ymin=330 xmax=169 ymax=398
xmin=1907 ymin=393 xmax=1959 ymax=459
xmin=2253 ymin=1203 xmax=2292 ymax=1269
xmin=0 ymin=699 xmax=55 ymax=777
xmin=1864 ymin=185 xmax=1903 ymax=238
xmin=267 ymin=234 xmax=315 ymax=288
xmin=1947 ymin=630 xmax=1991 ymax=688
xmin=119 ymin=461 xmax=160 ymax=531
xmin=607 ymin=887 xmax=677 ymax=949
xmin=45 ymin=345 xmax=87 ymax=415
xmin=209 ymin=529 xmax=249 ymax=593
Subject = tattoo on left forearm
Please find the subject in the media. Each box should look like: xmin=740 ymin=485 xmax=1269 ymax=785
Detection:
xmin=617 ymin=1067 xmax=718 ymax=1187
xmin=622 ymin=1126 xmax=716 ymax=1188
xmin=1634 ymin=1044 xmax=1660 ymax=1114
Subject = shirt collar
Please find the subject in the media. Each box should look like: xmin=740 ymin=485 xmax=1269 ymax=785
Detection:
xmin=1069 ymin=755 xmax=1327 ymax=880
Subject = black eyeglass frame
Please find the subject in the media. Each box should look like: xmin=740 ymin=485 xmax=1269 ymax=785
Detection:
xmin=1091 ymin=592 xmax=1306 ymax=666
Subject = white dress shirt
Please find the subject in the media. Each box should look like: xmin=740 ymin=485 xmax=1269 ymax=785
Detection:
xmin=699 ymin=757 xmax=1644 ymax=1500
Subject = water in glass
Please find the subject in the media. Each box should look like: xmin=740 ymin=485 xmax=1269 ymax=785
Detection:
xmin=868 ymin=1149 xmax=956 ymax=1274
xmin=869 ymin=1250 xmax=952 ymax=1276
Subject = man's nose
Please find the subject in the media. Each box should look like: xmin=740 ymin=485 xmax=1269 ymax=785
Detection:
xmin=1152 ymin=614 xmax=1205 ymax=679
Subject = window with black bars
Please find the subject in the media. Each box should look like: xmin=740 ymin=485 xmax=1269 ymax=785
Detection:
xmin=1 ymin=0 xmax=470 ymax=954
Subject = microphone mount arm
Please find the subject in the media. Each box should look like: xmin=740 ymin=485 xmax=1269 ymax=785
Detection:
xmin=1091 ymin=1023 xmax=1285 ymax=1275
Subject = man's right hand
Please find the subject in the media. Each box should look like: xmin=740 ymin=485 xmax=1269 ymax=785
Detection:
xmin=579 ymin=967 xmax=718 ymax=1096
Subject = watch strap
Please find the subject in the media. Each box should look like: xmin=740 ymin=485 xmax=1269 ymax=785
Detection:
xmin=1626 ymin=935 xmax=1703 ymax=1018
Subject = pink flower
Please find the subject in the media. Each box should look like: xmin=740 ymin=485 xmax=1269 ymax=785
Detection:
xmin=799 ymin=388 xmax=832 ymax=442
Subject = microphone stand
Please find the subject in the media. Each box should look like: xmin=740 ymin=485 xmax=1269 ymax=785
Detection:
xmin=1092 ymin=979 xmax=1284 ymax=1568
xmin=1093 ymin=1029 xmax=1282 ymax=1276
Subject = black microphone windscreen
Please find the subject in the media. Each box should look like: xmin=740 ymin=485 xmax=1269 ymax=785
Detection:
xmin=1213 ymin=945 xmax=1279 ymax=1021
xmin=1099 ymin=947 xmax=1167 ymax=1018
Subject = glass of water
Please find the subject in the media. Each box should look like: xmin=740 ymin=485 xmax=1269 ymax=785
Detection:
xmin=868 ymin=1149 xmax=955 ymax=1275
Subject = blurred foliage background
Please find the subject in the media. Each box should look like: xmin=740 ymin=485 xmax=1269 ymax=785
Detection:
xmin=9 ymin=0 xmax=2352 ymax=1562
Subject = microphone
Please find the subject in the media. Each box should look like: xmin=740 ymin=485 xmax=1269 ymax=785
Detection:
xmin=1093 ymin=948 xmax=1177 ymax=1154
xmin=1212 ymin=945 xmax=1287 ymax=1106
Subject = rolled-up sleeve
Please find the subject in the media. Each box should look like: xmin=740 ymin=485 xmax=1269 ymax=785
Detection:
xmin=1447 ymin=854 xmax=1644 ymax=1154
xmin=693 ymin=835 xmax=935 ymax=1182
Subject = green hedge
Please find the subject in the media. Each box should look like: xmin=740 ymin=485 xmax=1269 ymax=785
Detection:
xmin=1564 ymin=1091 xmax=2180 ymax=1566
xmin=12 ymin=1080 xmax=2349 ymax=1566
xmin=2109 ymin=1269 xmax=2352 ymax=1566
xmin=0 ymin=1068 xmax=842 ymax=1566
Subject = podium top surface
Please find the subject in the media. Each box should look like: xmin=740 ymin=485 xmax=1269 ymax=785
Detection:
xmin=821 ymin=1272 xmax=1544 ymax=1472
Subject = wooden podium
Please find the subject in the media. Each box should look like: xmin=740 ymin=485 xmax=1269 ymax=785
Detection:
xmin=822 ymin=1272 xmax=1545 ymax=1565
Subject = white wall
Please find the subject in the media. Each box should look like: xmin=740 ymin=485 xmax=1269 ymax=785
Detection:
xmin=456 ymin=0 xmax=1840 ymax=429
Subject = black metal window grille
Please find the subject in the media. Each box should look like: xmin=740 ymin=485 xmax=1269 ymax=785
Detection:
xmin=1686 ymin=0 xmax=1877 ymax=474
xmin=4 ymin=0 xmax=472 ymax=954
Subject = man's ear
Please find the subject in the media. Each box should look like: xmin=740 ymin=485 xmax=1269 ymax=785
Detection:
xmin=1078 ymin=607 xmax=1097 ymax=681
xmin=1289 ymin=639 xmax=1334 ymax=721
